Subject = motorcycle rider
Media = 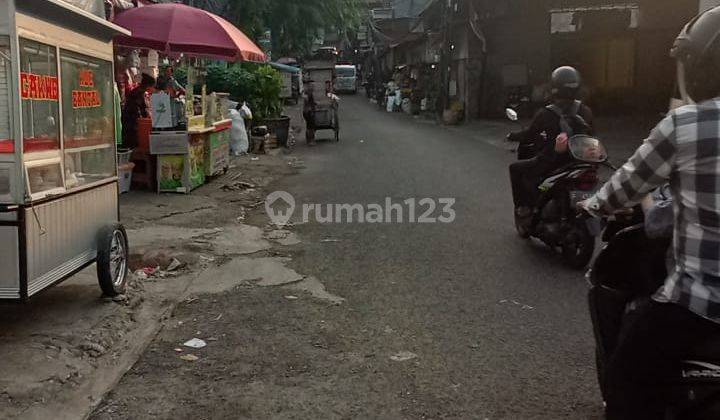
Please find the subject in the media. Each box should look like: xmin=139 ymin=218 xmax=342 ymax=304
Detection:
xmin=508 ymin=66 xmax=594 ymax=225
xmin=579 ymin=7 xmax=720 ymax=419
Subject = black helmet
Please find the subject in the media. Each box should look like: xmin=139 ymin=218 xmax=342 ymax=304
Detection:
xmin=551 ymin=66 xmax=581 ymax=100
xmin=671 ymin=6 xmax=720 ymax=103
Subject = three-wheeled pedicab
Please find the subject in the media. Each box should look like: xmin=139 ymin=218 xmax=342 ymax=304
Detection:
xmin=0 ymin=0 xmax=131 ymax=301
xmin=304 ymin=65 xmax=339 ymax=142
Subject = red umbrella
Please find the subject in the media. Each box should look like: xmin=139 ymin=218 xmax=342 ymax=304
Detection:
xmin=113 ymin=3 xmax=267 ymax=62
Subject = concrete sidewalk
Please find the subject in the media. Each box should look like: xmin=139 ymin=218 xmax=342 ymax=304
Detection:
xmin=0 ymin=148 xmax=300 ymax=420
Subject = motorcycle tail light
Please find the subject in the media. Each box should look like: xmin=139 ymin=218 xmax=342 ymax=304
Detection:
xmin=576 ymin=169 xmax=598 ymax=191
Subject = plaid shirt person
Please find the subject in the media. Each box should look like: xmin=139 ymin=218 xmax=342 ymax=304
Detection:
xmin=586 ymin=99 xmax=720 ymax=322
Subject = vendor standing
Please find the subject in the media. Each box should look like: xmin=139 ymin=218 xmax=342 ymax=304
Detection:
xmin=303 ymin=80 xmax=317 ymax=146
xmin=158 ymin=66 xmax=185 ymax=98
xmin=121 ymin=73 xmax=155 ymax=148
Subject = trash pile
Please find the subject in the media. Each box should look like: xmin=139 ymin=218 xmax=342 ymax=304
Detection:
xmin=132 ymin=251 xmax=188 ymax=280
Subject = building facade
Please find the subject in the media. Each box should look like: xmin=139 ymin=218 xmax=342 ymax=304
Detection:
xmin=472 ymin=0 xmax=701 ymax=117
xmin=367 ymin=0 xmax=711 ymax=121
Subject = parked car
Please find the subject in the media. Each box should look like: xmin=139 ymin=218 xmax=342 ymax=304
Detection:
xmin=334 ymin=65 xmax=357 ymax=94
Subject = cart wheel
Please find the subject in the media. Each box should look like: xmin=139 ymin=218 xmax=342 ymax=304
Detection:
xmin=97 ymin=223 xmax=129 ymax=297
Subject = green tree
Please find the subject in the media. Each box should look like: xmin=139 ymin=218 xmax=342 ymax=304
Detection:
xmin=217 ymin=0 xmax=365 ymax=57
xmin=219 ymin=0 xmax=267 ymax=42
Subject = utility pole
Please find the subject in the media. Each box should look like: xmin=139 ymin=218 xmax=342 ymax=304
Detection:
xmin=438 ymin=0 xmax=452 ymax=119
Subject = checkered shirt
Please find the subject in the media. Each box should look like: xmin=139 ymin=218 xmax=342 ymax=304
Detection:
xmin=589 ymin=99 xmax=720 ymax=322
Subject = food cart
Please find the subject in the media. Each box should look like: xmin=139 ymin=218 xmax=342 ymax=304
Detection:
xmin=204 ymin=91 xmax=231 ymax=176
xmin=204 ymin=119 xmax=231 ymax=177
xmin=149 ymin=130 xmax=206 ymax=193
xmin=0 ymin=0 xmax=131 ymax=301
xmin=304 ymin=65 xmax=339 ymax=142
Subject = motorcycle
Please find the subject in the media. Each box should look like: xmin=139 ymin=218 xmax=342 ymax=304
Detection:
xmin=587 ymin=203 xmax=720 ymax=419
xmin=506 ymin=108 xmax=611 ymax=269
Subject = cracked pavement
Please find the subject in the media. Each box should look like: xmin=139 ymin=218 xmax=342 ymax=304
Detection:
xmin=2 ymin=95 xmax=646 ymax=419
xmin=88 ymin=96 xmax=620 ymax=419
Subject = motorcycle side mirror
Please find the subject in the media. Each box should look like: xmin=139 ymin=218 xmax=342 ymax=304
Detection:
xmin=505 ymin=108 xmax=519 ymax=122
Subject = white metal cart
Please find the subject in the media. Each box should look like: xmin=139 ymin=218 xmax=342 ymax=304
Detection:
xmin=0 ymin=0 xmax=131 ymax=301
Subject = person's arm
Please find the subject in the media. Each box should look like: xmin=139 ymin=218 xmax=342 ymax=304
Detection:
xmin=172 ymin=78 xmax=185 ymax=96
xmin=583 ymin=115 xmax=677 ymax=213
xmin=581 ymin=105 xmax=595 ymax=135
xmin=509 ymin=109 xmax=547 ymax=143
xmin=138 ymin=92 xmax=149 ymax=118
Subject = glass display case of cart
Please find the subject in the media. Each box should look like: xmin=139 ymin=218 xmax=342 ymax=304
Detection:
xmin=0 ymin=36 xmax=16 ymax=203
xmin=19 ymin=38 xmax=64 ymax=200
xmin=60 ymin=50 xmax=115 ymax=190
xmin=9 ymin=38 xmax=116 ymax=203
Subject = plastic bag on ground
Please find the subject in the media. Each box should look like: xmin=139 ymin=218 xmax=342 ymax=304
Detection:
xmin=386 ymin=94 xmax=394 ymax=112
xmin=229 ymin=108 xmax=248 ymax=155
xmin=240 ymin=103 xmax=252 ymax=120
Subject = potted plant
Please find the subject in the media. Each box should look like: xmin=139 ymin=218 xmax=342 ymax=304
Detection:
xmin=249 ymin=65 xmax=291 ymax=147
xmin=185 ymin=64 xmax=291 ymax=147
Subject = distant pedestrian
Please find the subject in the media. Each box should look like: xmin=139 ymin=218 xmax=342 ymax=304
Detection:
xmin=303 ymin=81 xmax=317 ymax=146
xmin=121 ymin=73 xmax=155 ymax=148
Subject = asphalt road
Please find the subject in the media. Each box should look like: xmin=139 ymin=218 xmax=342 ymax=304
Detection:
xmin=278 ymin=95 xmax=602 ymax=418
xmin=93 ymin=95 xmax=604 ymax=419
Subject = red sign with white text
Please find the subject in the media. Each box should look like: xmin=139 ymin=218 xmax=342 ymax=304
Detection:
xmin=20 ymin=72 xmax=59 ymax=101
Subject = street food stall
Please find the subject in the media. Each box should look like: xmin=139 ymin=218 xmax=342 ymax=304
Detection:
xmin=149 ymin=130 xmax=206 ymax=193
xmin=204 ymin=96 xmax=232 ymax=177
xmin=0 ymin=0 xmax=131 ymax=300
xmin=112 ymin=48 xmax=231 ymax=193
xmin=112 ymin=3 xmax=266 ymax=193
xmin=144 ymin=64 xmax=231 ymax=193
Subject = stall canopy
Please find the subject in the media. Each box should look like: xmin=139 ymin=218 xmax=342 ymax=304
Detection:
xmin=113 ymin=3 xmax=267 ymax=62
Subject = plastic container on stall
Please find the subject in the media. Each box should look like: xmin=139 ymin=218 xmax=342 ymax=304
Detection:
xmin=118 ymin=162 xmax=135 ymax=194
xmin=117 ymin=148 xmax=132 ymax=165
